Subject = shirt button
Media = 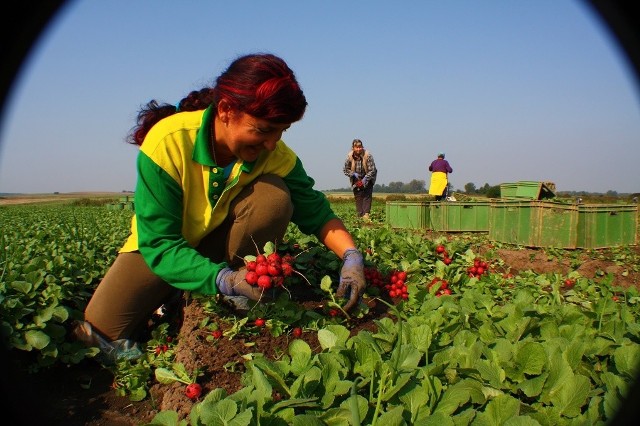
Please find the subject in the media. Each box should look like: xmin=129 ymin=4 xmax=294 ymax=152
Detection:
xmin=213 ymin=194 xmax=219 ymax=200
xmin=212 ymin=182 xmax=219 ymax=187
xmin=212 ymin=168 xmax=218 ymax=174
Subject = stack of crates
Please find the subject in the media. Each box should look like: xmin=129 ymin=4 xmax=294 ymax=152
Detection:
xmin=106 ymin=195 xmax=135 ymax=211
xmin=119 ymin=195 xmax=135 ymax=211
xmin=386 ymin=197 xmax=637 ymax=249
xmin=489 ymin=200 xmax=637 ymax=248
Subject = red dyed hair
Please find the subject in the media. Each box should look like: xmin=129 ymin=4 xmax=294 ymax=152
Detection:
xmin=127 ymin=53 xmax=307 ymax=146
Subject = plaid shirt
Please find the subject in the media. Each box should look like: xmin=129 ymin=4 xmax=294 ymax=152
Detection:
xmin=343 ymin=150 xmax=377 ymax=185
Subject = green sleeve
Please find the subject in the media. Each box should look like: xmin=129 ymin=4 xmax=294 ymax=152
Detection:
xmin=284 ymin=158 xmax=338 ymax=235
xmin=135 ymin=152 xmax=225 ymax=294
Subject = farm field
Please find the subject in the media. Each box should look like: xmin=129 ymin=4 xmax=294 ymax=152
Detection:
xmin=0 ymin=192 xmax=128 ymax=206
xmin=1 ymin=197 xmax=640 ymax=425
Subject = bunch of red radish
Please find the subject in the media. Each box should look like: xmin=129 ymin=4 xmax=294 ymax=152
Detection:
xmin=429 ymin=277 xmax=452 ymax=297
xmin=364 ymin=266 xmax=386 ymax=288
xmin=386 ymin=270 xmax=408 ymax=299
xmin=244 ymin=252 xmax=295 ymax=290
xmin=364 ymin=267 xmax=409 ymax=299
xmin=154 ymin=344 xmax=169 ymax=355
xmin=435 ymin=244 xmax=453 ymax=265
xmin=468 ymin=258 xmax=490 ymax=278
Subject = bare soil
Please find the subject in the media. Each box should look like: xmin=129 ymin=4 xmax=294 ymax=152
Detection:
xmin=2 ymin=245 xmax=638 ymax=425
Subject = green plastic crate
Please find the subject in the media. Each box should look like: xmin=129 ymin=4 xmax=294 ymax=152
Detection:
xmin=429 ymin=202 xmax=490 ymax=232
xmin=386 ymin=202 xmax=430 ymax=229
xmin=515 ymin=181 xmax=545 ymax=199
xmin=500 ymin=181 xmax=555 ymax=200
xmin=489 ymin=200 xmax=536 ymax=245
xmin=532 ymin=202 xmax=578 ymax=248
xmin=490 ymin=201 xmax=578 ymax=248
xmin=499 ymin=183 xmax=518 ymax=199
xmin=576 ymin=204 xmax=638 ymax=248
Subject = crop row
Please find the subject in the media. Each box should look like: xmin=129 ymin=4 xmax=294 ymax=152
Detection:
xmin=1 ymin=202 xmax=639 ymax=424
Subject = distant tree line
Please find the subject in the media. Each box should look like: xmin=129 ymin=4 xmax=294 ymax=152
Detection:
xmin=462 ymin=182 xmax=501 ymax=198
xmin=328 ymin=179 xmax=427 ymax=193
xmin=327 ymin=180 xmax=637 ymax=200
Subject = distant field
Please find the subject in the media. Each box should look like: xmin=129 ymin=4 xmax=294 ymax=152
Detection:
xmin=0 ymin=192 xmax=127 ymax=206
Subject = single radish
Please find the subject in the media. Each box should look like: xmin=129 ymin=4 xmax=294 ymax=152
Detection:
xmin=255 ymin=263 xmax=269 ymax=276
xmin=281 ymin=263 xmax=294 ymax=277
xmin=185 ymin=383 xmax=202 ymax=400
xmin=257 ymin=275 xmax=272 ymax=289
xmin=268 ymin=263 xmax=282 ymax=276
xmin=245 ymin=271 xmax=258 ymax=285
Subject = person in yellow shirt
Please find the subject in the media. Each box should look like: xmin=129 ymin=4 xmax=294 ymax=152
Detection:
xmin=74 ymin=53 xmax=366 ymax=363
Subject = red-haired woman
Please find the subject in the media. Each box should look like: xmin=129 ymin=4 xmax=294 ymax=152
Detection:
xmin=74 ymin=53 xmax=366 ymax=363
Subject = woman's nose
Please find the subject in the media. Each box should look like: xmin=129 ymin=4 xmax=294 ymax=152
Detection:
xmin=263 ymin=138 xmax=279 ymax=151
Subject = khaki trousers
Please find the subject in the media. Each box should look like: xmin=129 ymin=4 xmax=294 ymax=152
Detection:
xmin=84 ymin=174 xmax=293 ymax=341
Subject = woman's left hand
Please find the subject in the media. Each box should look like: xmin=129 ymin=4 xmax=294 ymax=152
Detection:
xmin=337 ymin=249 xmax=366 ymax=311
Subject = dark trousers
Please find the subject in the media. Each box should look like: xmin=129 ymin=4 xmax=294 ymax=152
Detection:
xmin=84 ymin=174 xmax=293 ymax=341
xmin=435 ymin=185 xmax=449 ymax=201
xmin=353 ymin=185 xmax=373 ymax=217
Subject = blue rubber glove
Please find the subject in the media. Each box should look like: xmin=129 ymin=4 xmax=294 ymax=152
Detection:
xmin=72 ymin=321 xmax=143 ymax=366
xmin=362 ymin=177 xmax=369 ymax=187
xmin=216 ymin=267 xmax=264 ymax=301
xmin=351 ymin=172 xmax=360 ymax=179
xmin=337 ymin=249 xmax=366 ymax=311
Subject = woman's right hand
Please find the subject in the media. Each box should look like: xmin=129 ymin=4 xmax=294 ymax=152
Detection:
xmin=337 ymin=249 xmax=366 ymax=311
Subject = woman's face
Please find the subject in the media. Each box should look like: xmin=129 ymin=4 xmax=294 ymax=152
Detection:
xmin=223 ymin=111 xmax=291 ymax=162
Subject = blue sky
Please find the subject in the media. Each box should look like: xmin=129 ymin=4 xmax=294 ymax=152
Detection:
xmin=1 ymin=0 xmax=639 ymax=194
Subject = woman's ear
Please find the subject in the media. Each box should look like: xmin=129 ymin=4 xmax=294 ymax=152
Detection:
xmin=217 ymin=99 xmax=232 ymax=124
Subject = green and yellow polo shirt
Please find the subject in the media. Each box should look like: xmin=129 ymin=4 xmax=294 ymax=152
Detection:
xmin=120 ymin=105 xmax=336 ymax=294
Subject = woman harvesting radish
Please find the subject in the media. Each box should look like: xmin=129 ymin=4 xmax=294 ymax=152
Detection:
xmin=74 ymin=53 xmax=366 ymax=363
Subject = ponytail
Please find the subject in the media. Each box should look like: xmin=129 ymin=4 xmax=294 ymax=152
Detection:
xmin=126 ymin=88 xmax=216 ymax=146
